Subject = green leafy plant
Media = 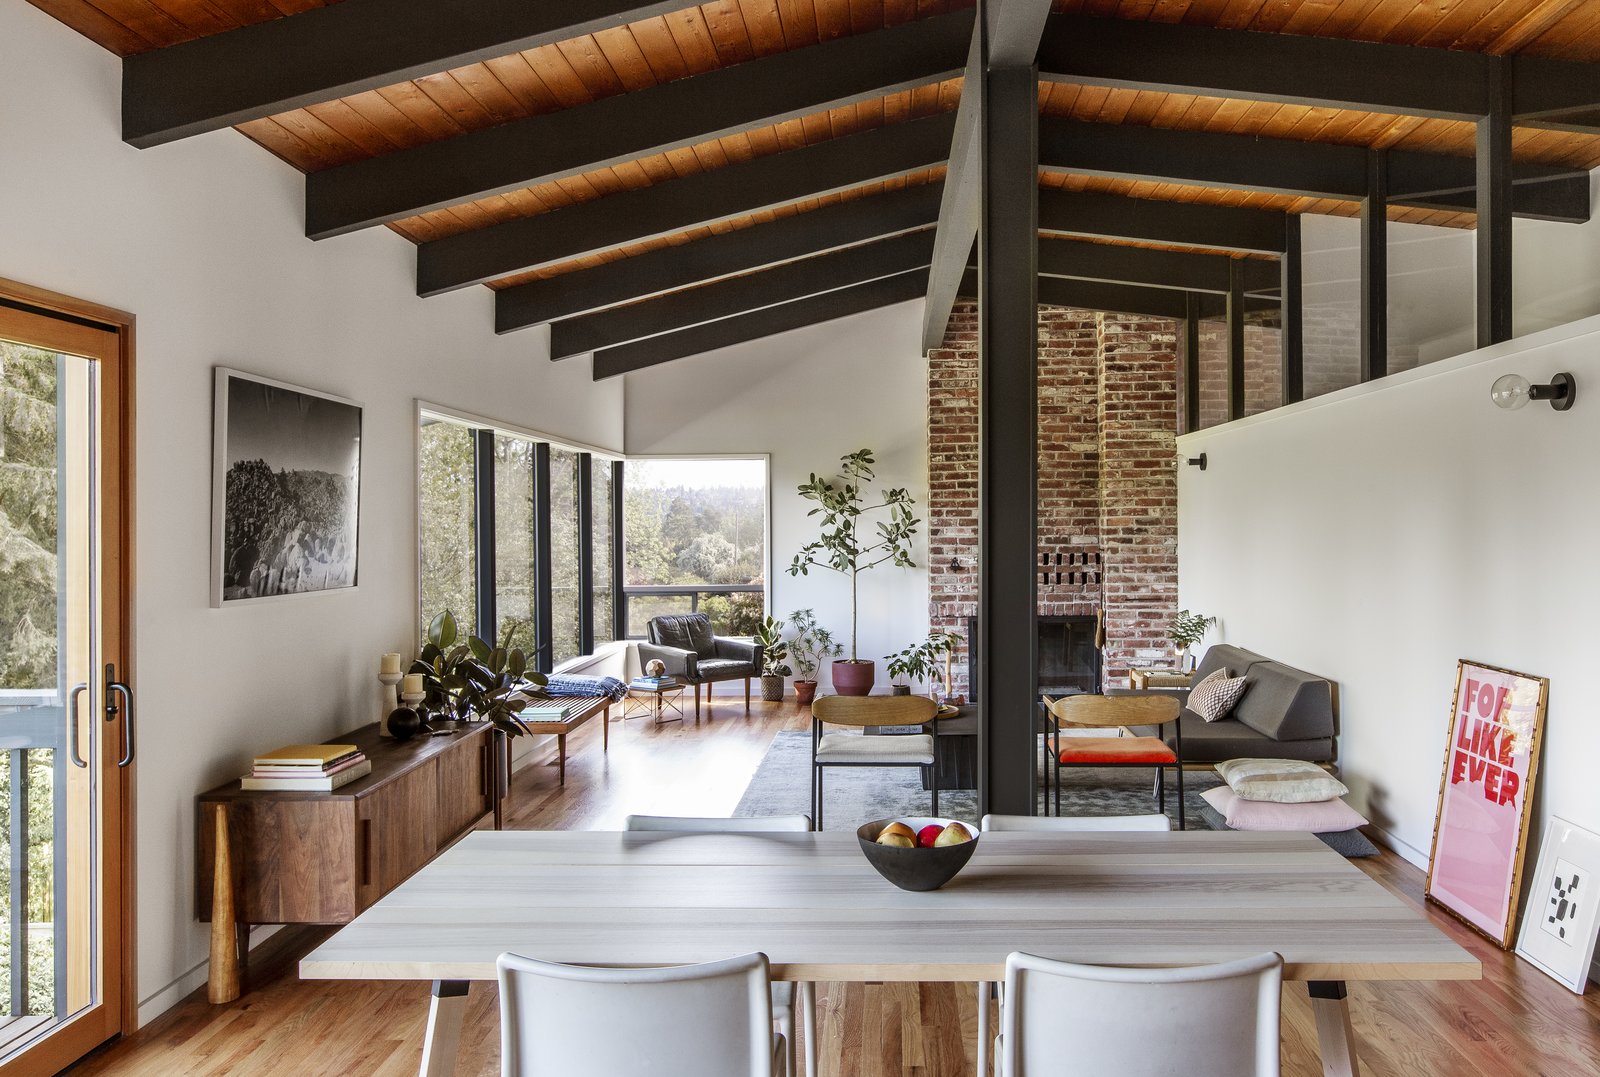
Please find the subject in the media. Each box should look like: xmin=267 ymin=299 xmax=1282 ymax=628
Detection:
xmin=787 ymin=449 xmax=919 ymax=661
xmin=411 ymin=610 xmax=550 ymax=736
xmin=785 ymin=608 xmax=841 ymax=682
xmin=752 ymin=614 xmax=792 ymax=677
xmin=884 ymin=632 xmax=960 ymax=691
xmin=1167 ymin=610 xmax=1216 ymax=652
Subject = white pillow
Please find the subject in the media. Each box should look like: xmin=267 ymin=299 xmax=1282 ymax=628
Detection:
xmin=1188 ymin=668 xmax=1248 ymax=721
xmin=1215 ymin=758 xmax=1348 ymax=804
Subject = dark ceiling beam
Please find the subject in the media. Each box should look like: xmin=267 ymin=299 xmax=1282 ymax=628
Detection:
xmin=1039 ymin=189 xmax=1286 ymax=254
xmin=591 ymin=270 xmax=930 ymax=380
xmin=550 ymin=231 xmax=935 ymax=359
xmin=417 ymin=111 xmax=956 ymax=296
xmin=122 ymin=0 xmax=696 ymax=148
xmin=1037 ymin=119 xmax=1591 ymax=223
xmin=922 ymin=0 xmax=1055 ymax=351
xmin=1038 ymin=16 xmax=1600 ymax=133
xmin=497 ymin=184 xmax=943 ymax=332
xmin=305 ymin=11 xmax=973 ymax=238
xmin=1034 ymin=236 xmax=1280 ymax=294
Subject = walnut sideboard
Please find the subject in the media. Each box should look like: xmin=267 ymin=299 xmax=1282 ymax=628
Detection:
xmin=196 ymin=720 xmax=505 ymax=1003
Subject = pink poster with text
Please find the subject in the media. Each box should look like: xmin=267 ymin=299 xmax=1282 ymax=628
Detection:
xmin=1428 ymin=663 xmax=1545 ymax=945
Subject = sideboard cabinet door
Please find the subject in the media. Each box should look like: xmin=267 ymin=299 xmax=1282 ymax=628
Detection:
xmin=436 ymin=731 xmax=492 ymax=846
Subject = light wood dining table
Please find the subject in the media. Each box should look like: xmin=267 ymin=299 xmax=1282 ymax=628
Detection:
xmin=300 ymin=828 xmax=1479 ymax=1077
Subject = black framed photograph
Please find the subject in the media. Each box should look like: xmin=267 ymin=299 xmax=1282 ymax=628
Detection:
xmin=211 ymin=368 xmax=362 ymax=606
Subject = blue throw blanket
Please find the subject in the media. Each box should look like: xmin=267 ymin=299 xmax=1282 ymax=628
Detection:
xmin=542 ymin=673 xmax=628 ymax=702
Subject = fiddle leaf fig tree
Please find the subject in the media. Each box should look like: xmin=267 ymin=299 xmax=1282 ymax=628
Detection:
xmin=411 ymin=610 xmax=549 ymax=737
xmin=787 ymin=448 xmax=920 ymax=661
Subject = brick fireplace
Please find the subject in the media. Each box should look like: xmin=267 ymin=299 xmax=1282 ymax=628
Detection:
xmin=927 ymin=301 xmax=1181 ymax=695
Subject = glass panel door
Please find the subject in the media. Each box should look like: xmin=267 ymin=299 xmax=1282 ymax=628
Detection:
xmin=0 ymin=303 xmax=128 ymax=1073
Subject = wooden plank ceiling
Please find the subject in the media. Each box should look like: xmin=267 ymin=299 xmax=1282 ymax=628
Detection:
xmin=28 ymin=0 xmax=1600 ymax=371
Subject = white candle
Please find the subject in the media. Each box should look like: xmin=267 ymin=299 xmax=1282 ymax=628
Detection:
xmin=401 ymin=673 xmax=425 ymax=696
xmin=380 ymin=652 xmax=402 ymax=675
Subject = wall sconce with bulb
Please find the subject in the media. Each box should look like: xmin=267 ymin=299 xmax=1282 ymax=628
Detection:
xmin=1490 ymin=372 xmax=1575 ymax=412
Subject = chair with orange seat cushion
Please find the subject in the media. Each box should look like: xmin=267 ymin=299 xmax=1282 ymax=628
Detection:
xmin=1045 ymin=694 xmax=1185 ymax=829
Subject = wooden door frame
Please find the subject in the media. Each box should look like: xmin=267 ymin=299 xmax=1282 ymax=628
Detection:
xmin=0 ymin=277 xmax=138 ymax=1046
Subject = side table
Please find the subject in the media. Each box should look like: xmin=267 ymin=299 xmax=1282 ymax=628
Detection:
xmin=623 ymin=684 xmax=686 ymax=725
xmin=1130 ymin=667 xmax=1193 ymax=690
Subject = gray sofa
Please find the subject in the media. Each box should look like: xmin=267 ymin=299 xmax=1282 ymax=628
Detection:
xmin=637 ymin=613 xmax=762 ymax=719
xmin=1128 ymin=644 xmax=1337 ymax=764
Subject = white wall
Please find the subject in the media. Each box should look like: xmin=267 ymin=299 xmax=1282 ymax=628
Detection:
xmin=1 ymin=6 xmax=623 ymax=1023
xmin=623 ymin=301 xmax=931 ymax=687
xmin=1178 ymin=316 xmax=1600 ymax=878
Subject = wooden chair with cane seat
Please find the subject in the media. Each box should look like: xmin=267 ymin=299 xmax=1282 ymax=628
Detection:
xmin=1045 ymin=694 xmax=1185 ymax=829
xmin=811 ymin=694 xmax=939 ymax=831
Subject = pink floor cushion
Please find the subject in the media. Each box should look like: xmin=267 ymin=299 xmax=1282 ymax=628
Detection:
xmin=1200 ymin=785 xmax=1368 ymax=833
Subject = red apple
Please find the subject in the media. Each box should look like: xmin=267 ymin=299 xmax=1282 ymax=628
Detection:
xmin=917 ymin=824 xmax=945 ymax=848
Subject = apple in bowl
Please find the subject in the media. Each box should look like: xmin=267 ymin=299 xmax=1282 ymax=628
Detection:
xmin=858 ymin=817 xmax=981 ymax=891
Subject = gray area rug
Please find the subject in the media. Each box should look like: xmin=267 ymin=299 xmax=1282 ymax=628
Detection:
xmin=735 ymin=731 xmax=1378 ymax=857
xmin=733 ymin=731 xmax=1220 ymax=832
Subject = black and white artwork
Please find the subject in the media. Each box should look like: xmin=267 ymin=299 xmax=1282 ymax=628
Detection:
xmin=211 ymin=368 xmax=361 ymax=606
xmin=1516 ymin=816 xmax=1600 ymax=993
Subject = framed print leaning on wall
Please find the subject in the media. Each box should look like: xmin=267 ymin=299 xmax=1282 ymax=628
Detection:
xmin=1516 ymin=816 xmax=1600 ymax=993
xmin=211 ymin=368 xmax=362 ymax=606
xmin=1426 ymin=660 xmax=1548 ymax=948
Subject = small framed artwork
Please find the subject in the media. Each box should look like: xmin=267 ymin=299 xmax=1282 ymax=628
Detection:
xmin=1425 ymin=660 xmax=1548 ymax=948
xmin=1516 ymin=816 xmax=1600 ymax=993
xmin=211 ymin=368 xmax=362 ymax=606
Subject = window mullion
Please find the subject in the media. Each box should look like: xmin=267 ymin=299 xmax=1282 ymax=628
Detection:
xmin=472 ymin=428 xmax=497 ymax=644
xmin=577 ymin=453 xmax=595 ymax=656
xmin=533 ymin=442 xmax=554 ymax=674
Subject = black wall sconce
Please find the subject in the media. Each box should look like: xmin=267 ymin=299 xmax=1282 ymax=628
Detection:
xmin=1186 ymin=452 xmax=1208 ymax=471
xmin=1491 ymin=372 xmax=1575 ymax=412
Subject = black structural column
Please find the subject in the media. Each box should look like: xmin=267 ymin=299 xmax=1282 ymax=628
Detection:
xmin=1361 ymin=149 xmax=1389 ymax=382
xmin=977 ymin=57 xmax=1040 ymax=817
xmin=1281 ymin=215 xmax=1305 ymax=405
xmin=577 ymin=453 xmax=595 ymax=656
xmin=611 ymin=460 xmax=627 ymax=642
xmin=532 ymin=442 xmax=555 ymax=674
xmin=1478 ymin=57 xmax=1514 ymax=348
xmin=1183 ymin=293 xmax=1201 ymax=434
xmin=472 ymin=429 xmax=498 ymax=641
xmin=1227 ymin=260 xmax=1246 ymax=421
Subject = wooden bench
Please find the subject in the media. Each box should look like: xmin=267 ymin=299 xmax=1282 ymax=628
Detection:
xmin=520 ymin=696 xmax=612 ymax=785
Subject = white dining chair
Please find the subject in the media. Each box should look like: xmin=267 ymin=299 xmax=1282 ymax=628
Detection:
xmin=497 ymin=950 xmax=787 ymax=1077
xmin=995 ymin=950 xmax=1284 ymax=1077
xmin=623 ymin=814 xmax=816 ymax=1077
xmin=972 ymin=813 xmax=1172 ymax=1077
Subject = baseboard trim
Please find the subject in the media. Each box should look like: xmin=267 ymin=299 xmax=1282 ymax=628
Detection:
xmin=1364 ymin=822 xmax=1430 ymax=870
xmin=137 ymin=923 xmax=289 ymax=1027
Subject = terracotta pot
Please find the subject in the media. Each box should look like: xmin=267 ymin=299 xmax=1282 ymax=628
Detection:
xmin=832 ymin=659 xmax=876 ymax=697
xmin=793 ymin=680 xmax=818 ymax=705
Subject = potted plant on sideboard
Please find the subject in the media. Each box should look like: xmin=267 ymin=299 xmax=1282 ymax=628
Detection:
xmin=788 ymin=448 xmax=920 ymax=695
xmin=786 ymin=608 xmax=840 ymax=706
xmin=412 ymin=610 xmax=548 ymax=736
xmin=753 ymin=615 xmax=791 ymax=702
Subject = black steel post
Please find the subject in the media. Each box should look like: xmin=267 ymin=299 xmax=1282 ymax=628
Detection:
xmin=533 ymin=443 xmax=554 ymax=674
xmin=1282 ymin=214 xmax=1304 ymax=404
xmin=577 ymin=453 xmax=595 ymax=657
xmin=472 ymin=429 xmax=497 ymax=643
xmin=1361 ymin=149 xmax=1389 ymax=382
xmin=977 ymin=59 xmax=1040 ymax=818
xmin=1183 ymin=293 xmax=1201 ymax=434
xmin=611 ymin=460 xmax=627 ymax=642
xmin=1228 ymin=260 xmax=1246 ymax=421
xmin=1478 ymin=57 xmax=1514 ymax=348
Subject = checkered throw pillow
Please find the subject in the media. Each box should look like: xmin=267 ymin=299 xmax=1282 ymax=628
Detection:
xmin=1189 ymin=668 xmax=1249 ymax=721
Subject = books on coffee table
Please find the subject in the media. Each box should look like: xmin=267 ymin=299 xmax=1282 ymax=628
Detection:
xmin=630 ymin=676 xmax=681 ymax=691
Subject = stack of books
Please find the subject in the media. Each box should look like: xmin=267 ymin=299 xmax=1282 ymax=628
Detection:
xmin=241 ymin=743 xmax=372 ymax=792
xmin=520 ymin=699 xmax=578 ymax=720
xmin=630 ymin=675 xmax=681 ymax=691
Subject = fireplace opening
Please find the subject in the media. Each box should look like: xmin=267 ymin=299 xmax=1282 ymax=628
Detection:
xmin=1038 ymin=615 xmax=1100 ymax=696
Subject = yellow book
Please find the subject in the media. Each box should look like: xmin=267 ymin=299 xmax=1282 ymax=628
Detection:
xmin=254 ymin=743 xmax=360 ymax=767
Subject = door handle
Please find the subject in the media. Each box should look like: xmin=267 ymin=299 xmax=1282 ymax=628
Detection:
xmin=106 ymin=663 xmax=134 ymax=767
xmin=68 ymin=683 xmax=89 ymax=768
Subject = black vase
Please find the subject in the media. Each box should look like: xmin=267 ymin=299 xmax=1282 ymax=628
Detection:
xmin=386 ymin=707 xmax=423 ymax=741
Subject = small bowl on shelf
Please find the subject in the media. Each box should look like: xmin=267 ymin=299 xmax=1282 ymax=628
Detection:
xmin=857 ymin=816 xmax=981 ymax=892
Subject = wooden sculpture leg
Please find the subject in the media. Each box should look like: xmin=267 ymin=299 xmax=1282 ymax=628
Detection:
xmin=208 ymin=803 xmax=241 ymax=1004
xmin=420 ymin=980 xmax=470 ymax=1077
xmin=1310 ymin=981 xmax=1361 ymax=1077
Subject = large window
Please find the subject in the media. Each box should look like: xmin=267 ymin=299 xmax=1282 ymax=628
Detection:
xmin=622 ymin=458 xmax=767 ymax=638
xmin=417 ymin=408 xmax=619 ymax=669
